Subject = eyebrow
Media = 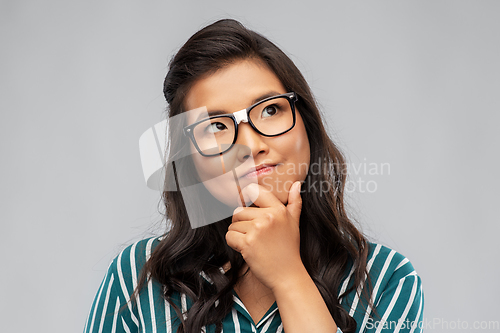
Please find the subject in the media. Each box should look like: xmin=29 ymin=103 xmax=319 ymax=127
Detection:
xmin=196 ymin=91 xmax=284 ymax=122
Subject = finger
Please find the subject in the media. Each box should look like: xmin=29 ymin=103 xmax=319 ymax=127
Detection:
xmin=241 ymin=183 xmax=282 ymax=208
xmin=225 ymin=229 xmax=246 ymax=252
xmin=228 ymin=220 xmax=253 ymax=233
xmin=286 ymin=181 xmax=303 ymax=223
xmin=232 ymin=206 xmax=262 ymax=222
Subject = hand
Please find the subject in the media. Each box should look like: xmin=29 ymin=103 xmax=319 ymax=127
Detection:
xmin=225 ymin=181 xmax=303 ymax=291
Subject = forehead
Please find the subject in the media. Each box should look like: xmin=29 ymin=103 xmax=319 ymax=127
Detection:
xmin=183 ymin=59 xmax=286 ymax=114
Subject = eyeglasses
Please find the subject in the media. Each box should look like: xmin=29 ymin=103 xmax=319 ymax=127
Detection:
xmin=183 ymin=92 xmax=298 ymax=156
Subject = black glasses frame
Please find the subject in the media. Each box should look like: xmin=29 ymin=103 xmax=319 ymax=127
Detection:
xmin=183 ymin=92 xmax=298 ymax=157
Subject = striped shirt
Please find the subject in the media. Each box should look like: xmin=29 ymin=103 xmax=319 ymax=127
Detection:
xmin=84 ymin=237 xmax=423 ymax=333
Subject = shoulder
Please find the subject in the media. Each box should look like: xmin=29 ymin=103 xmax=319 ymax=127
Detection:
xmin=106 ymin=236 xmax=163 ymax=296
xmin=364 ymin=242 xmax=423 ymax=305
xmin=113 ymin=236 xmax=163 ymax=268
xmin=340 ymin=242 xmax=423 ymax=301
xmin=84 ymin=237 xmax=165 ymax=333
xmin=364 ymin=243 xmax=424 ymax=329
xmin=366 ymin=242 xmax=419 ymax=284
xmin=341 ymin=243 xmax=424 ymax=331
xmin=341 ymin=243 xmax=424 ymax=329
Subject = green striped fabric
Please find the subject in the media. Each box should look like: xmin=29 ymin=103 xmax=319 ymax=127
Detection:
xmin=84 ymin=237 xmax=423 ymax=333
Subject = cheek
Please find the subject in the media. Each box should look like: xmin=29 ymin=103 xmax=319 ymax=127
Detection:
xmin=290 ymin=115 xmax=310 ymax=178
xmin=296 ymin=130 xmax=310 ymax=174
xmin=192 ymin=154 xmax=225 ymax=185
xmin=191 ymin=153 xmax=243 ymax=207
xmin=263 ymin=120 xmax=310 ymax=203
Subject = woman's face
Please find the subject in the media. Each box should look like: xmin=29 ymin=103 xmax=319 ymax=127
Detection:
xmin=183 ymin=59 xmax=310 ymax=207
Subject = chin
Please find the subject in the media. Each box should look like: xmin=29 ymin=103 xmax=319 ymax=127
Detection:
xmin=272 ymin=190 xmax=289 ymax=205
xmin=260 ymin=177 xmax=295 ymax=204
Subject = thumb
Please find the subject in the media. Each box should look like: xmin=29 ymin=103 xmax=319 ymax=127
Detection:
xmin=286 ymin=181 xmax=303 ymax=223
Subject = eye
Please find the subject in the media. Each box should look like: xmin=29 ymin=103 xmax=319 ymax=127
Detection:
xmin=262 ymin=105 xmax=278 ymax=118
xmin=206 ymin=121 xmax=228 ymax=133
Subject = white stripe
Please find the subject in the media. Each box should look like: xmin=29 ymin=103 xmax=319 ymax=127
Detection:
xmin=393 ymin=274 xmax=419 ymax=333
xmin=374 ymin=272 xmax=417 ymax=333
xmin=257 ymin=308 xmax=278 ymax=329
xmin=111 ymin=298 xmax=120 ymax=333
xmin=98 ymin=275 xmax=116 ymax=333
xmin=130 ymin=242 xmax=139 ymax=288
xmin=339 ymin=265 xmax=355 ymax=304
xmin=260 ymin=312 xmax=276 ymax=332
xmin=199 ymin=270 xmax=213 ymax=284
xmin=121 ymin=317 xmax=132 ymax=333
xmin=147 ymin=280 xmax=156 ymax=332
xmin=232 ymin=294 xmax=257 ymax=332
xmin=129 ymin=242 xmax=146 ymax=330
xmin=85 ymin=261 xmax=115 ymax=333
xmin=232 ymin=295 xmax=247 ymax=311
xmin=232 ymin=308 xmax=241 ymax=333
xmin=145 ymin=239 xmax=157 ymax=333
xmin=374 ymin=278 xmax=404 ymax=333
xmin=87 ymin=270 xmax=109 ymax=333
xmin=164 ymin=297 xmax=172 ymax=333
xmin=181 ymin=293 xmax=188 ymax=320
xmin=395 ymin=257 xmax=409 ymax=271
xmin=276 ymin=323 xmax=283 ymax=333
xmin=145 ymin=238 xmax=154 ymax=260
xmin=117 ymin=249 xmax=140 ymax=327
xmin=358 ymin=250 xmax=396 ymax=332
xmin=409 ymin=286 xmax=423 ymax=333
xmin=349 ymin=244 xmax=381 ymax=316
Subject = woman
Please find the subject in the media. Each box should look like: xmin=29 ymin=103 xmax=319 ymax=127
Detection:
xmin=84 ymin=19 xmax=423 ymax=333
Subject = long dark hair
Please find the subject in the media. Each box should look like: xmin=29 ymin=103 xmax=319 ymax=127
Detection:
xmin=136 ymin=19 xmax=370 ymax=333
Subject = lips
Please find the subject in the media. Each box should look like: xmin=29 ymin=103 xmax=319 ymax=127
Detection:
xmin=240 ymin=164 xmax=278 ymax=179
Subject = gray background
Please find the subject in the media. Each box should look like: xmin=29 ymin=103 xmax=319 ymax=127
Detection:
xmin=1 ymin=1 xmax=499 ymax=332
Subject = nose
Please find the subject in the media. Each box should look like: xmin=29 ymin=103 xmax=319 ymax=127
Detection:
xmin=235 ymin=122 xmax=268 ymax=161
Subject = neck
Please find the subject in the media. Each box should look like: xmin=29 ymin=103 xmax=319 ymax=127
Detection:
xmin=233 ymin=264 xmax=276 ymax=324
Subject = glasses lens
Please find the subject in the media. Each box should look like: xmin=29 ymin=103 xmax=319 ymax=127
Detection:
xmin=249 ymin=96 xmax=294 ymax=136
xmin=192 ymin=117 xmax=235 ymax=155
